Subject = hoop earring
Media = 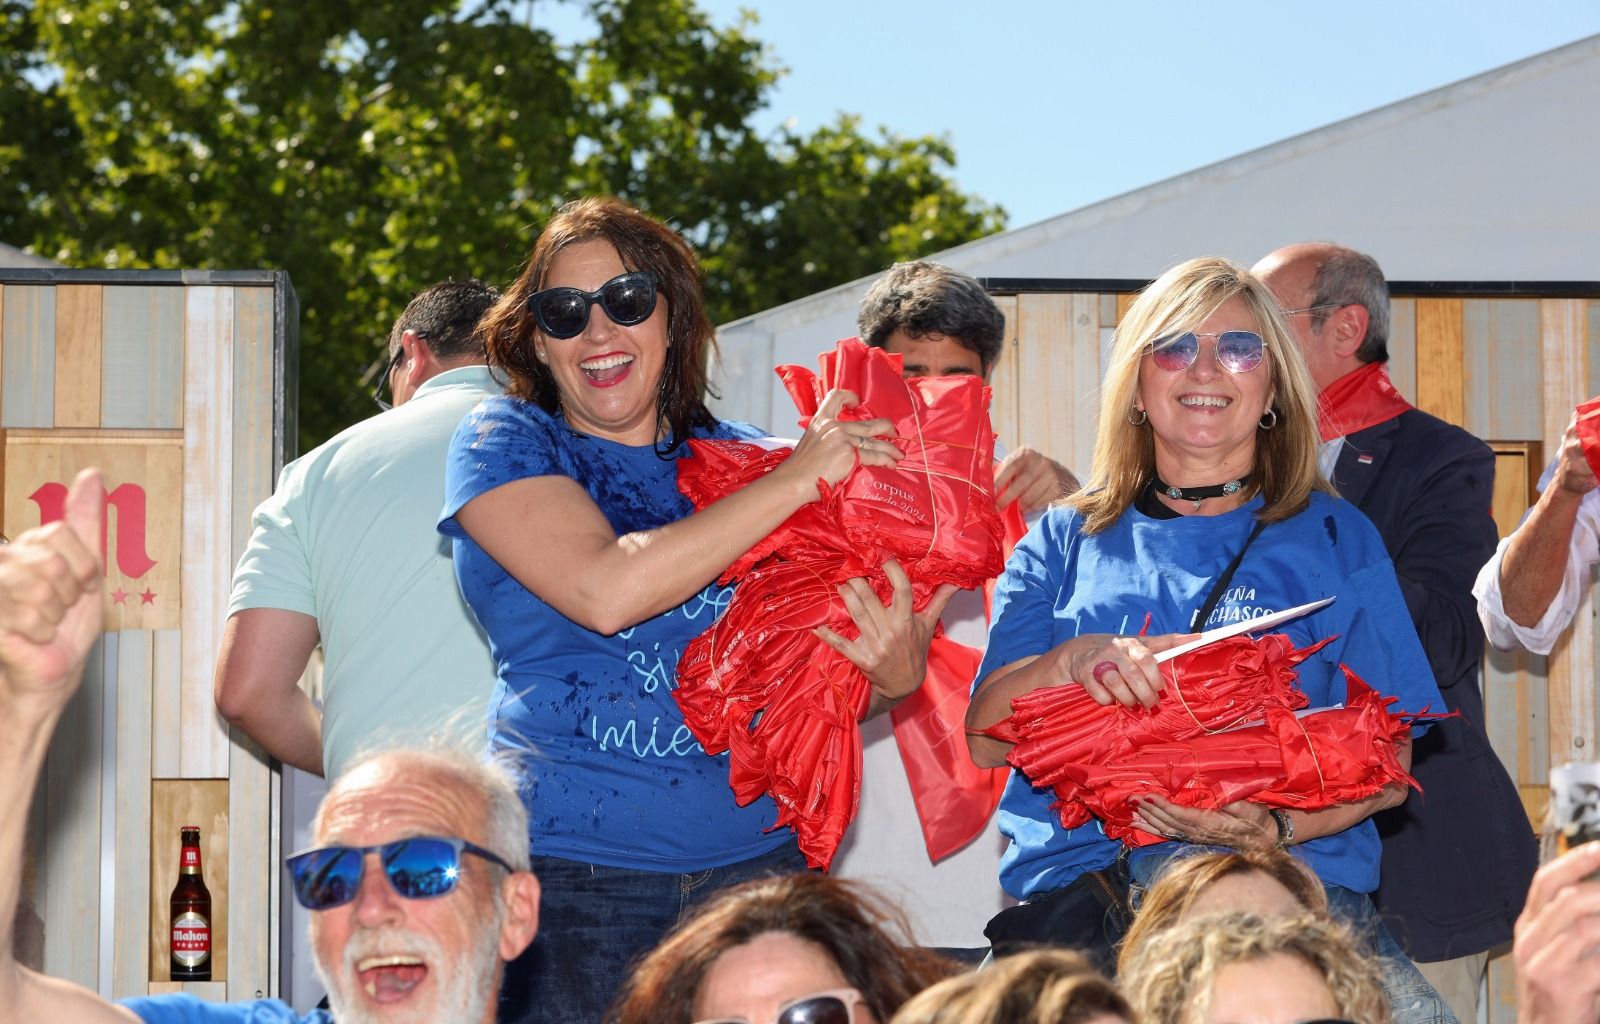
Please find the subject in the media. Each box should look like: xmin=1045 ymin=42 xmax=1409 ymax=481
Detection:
xmin=1259 ymin=408 xmax=1279 ymax=430
xmin=1128 ymin=406 xmax=1148 ymax=426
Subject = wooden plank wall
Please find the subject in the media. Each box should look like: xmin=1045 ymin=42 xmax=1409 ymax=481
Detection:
xmin=994 ymin=288 xmax=1599 ymax=1024
xmin=0 ymin=280 xmax=285 ymax=1004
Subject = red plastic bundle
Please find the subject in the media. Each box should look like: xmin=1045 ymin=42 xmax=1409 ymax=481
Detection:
xmin=1576 ymin=395 xmax=1600 ymax=479
xmin=985 ymin=635 xmax=1431 ymax=847
xmin=674 ymin=338 xmax=1008 ymax=869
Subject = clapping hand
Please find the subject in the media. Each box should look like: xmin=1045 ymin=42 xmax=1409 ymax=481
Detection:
xmin=1515 ymin=841 xmax=1600 ymax=1024
xmin=1555 ymin=409 xmax=1599 ymax=497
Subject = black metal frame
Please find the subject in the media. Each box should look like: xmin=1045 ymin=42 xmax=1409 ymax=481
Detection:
xmin=978 ymin=276 xmax=1600 ymax=299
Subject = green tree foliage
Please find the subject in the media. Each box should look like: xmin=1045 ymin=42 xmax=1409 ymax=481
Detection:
xmin=0 ymin=0 xmax=1004 ymax=448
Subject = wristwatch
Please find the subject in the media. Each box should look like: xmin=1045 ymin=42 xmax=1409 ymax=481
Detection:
xmin=1269 ymin=808 xmax=1295 ymax=849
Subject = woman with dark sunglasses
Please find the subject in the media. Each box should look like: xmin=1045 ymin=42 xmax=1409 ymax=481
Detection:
xmin=607 ymin=874 xmax=953 ymax=1024
xmin=438 ymin=197 xmax=948 ymax=1024
xmin=963 ymin=258 xmax=1450 ymax=1021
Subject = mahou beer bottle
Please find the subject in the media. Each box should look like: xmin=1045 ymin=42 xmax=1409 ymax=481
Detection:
xmin=169 ymin=826 xmax=212 ymax=981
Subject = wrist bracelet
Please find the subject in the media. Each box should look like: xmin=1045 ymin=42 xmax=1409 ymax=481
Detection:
xmin=1269 ymin=807 xmax=1294 ymax=849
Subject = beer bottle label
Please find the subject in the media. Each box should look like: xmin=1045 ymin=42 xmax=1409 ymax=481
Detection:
xmin=171 ymin=911 xmax=211 ymax=966
xmin=180 ymin=847 xmax=201 ymax=871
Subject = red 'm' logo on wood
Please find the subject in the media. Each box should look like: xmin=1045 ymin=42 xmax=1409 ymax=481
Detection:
xmin=29 ymin=482 xmax=159 ymax=579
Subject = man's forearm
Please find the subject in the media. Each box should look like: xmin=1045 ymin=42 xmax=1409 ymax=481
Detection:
xmin=0 ymin=698 xmax=71 ymax=1011
xmin=213 ymin=609 xmax=325 ymax=775
xmin=1500 ymin=485 xmax=1586 ymax=628
xmin=223 ymin=685 xmax=324 ymax=775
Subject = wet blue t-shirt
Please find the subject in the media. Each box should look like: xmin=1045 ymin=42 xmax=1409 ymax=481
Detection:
xmin=975 ymin=493 xmax=1444 ymax=901
xmin=439 ymin=397 xmax=788 ymax=871
xmin=120 ymin=996 xmax=330 ymax=1023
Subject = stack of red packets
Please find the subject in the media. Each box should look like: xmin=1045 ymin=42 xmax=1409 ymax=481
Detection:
xmin=673 ymin=338 xmax=1009 ymax=869
xmin=982 ymin=632 xmax=1435 ymax=846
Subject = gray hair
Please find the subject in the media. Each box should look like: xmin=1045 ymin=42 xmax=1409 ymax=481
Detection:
xmin=327 ymin=738 xmax=531 ymax=873
xmin=1308 ymin=247 xmax=1390 ymax=364
xmin=857 ymin=261 xmax=1005 ymax=374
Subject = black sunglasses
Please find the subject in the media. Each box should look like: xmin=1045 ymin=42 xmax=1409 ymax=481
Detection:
xmin=694 ymin=988 xmax=864 ymax=1024
xmin=371 ymin=346 xmax=406 ymax=411
xmin=285 ymin=835 xmax=513 ymax=911
xmin=528 ymin=270 xmax=660 ymax=339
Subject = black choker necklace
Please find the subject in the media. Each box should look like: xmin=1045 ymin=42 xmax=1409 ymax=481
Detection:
xmin=1150 ymin=473 xmax=1249 ymax=512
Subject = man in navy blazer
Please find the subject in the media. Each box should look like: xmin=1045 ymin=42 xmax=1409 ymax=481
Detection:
xmin=1255 ymin=243 xmax=1537 ymax=1024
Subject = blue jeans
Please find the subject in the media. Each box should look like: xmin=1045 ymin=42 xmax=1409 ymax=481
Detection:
xmin=1127 ymin=854 xmax=1456 ymax=1024
xmin=1322 ymin=885 xmax=1457 ymax=1024
xmin=496 ymin=841 xmax=809 ymax=1024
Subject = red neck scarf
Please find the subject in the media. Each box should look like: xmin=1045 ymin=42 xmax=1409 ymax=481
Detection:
xmin=1317 ymin=362 xmax=1412 ymax=442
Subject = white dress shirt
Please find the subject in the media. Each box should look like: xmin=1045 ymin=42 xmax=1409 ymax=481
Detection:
xmin=1473 ymin=458 xmax=1600 ymax=655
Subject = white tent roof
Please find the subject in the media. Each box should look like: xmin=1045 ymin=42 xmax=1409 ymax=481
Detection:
xmin=0 ymin=242 xmax=61 ymax=269
xmin=713 ymin=33 xmax=1600 ymax=426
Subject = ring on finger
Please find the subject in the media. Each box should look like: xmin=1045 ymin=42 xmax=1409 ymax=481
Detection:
xmin=1169 ymin=829 xmax=1188 ymax=842
xmin=1091 ymin=660 xmax=1119 ymax=685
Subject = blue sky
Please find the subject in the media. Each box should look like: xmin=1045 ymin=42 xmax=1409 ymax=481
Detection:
xmin=541 ymin=1 xmax=1600 ymax=229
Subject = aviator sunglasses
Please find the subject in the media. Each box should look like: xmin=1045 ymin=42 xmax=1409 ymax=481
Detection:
xmin=285 ymin=836 xmax=513 ymax=911
xmin=1149 ymin=330 xmax=1266 ymax=374
xmin=528 ymin=270 xmax=660 ymax=339
xmin=694 ymin=988 xmax=867 ymax=1024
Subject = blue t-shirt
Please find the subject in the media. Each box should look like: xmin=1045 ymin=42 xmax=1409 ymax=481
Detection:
xmin=976 ymin=492 xmax=1444 ymax=901
xmin=120 ymin=995 xmax=330 ymax=1024
xmin=439 ymin=397 xmax=789 ymax=871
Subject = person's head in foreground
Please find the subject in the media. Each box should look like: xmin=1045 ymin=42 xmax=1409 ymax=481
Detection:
xmin=889 ymin=948 xmax=1130 ymax=1024
xmin=1117 ymin=848 xmax=1328 ymax=976
xmin=478 ymin=194 xmax=718 ymax=448
xmin=1075 ymin=255 xmax=1327 ymax=532
xmin=294 ymin=745 xmax=540 ymax=1024
xmin=607 ymin=874 xmax=952 ymax=1024
xmin=859 ymin=260 xmax=1005 ymax=380
xmin=1250 ymin=243 xmax=1390 ymax=392
xmin=1120 ymin=911 xmax=1390 ymax=1024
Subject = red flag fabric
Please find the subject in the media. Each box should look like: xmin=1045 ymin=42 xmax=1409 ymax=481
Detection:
xmin=1575 ymin=395 xmax=1600 ymax=480
xmin=674 ymin=338 xmax=1008 ymax=869
xmin=890 ymin=636 xmax=1004 ymax=861
xmin=984 ymin=633 xmax=1437 ymax=847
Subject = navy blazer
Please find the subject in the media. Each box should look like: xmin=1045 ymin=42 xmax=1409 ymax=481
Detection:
xmin=1336 ymin=408 xmax=1538 ymax=961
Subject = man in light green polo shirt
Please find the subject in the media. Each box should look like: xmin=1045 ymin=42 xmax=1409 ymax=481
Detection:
xmin=215 ymin=279 xmax=503 ymax=778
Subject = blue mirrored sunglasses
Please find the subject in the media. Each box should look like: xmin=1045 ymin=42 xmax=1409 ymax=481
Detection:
xmin=285 ymin=835 xmax=513 ymax=911
xmin=1149 ymin=330 xmax=1266 ymax=374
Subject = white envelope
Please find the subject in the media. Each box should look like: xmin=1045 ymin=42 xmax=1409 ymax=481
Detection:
xmin=1154 ymin=596 xmax=1336 ymax=664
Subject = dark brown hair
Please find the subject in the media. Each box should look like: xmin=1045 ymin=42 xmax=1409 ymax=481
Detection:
xmin=478 ymin=196 xmax=718 ymax=450
xmin=890 ymin=948 xmax=1130 ymax=1024
xmin=606 ymin=874 xmax=955 ymax=1024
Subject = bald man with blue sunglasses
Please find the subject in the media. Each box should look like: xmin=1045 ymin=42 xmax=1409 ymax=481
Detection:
xmin=0 ymin=472 xmax=540 ymax=1024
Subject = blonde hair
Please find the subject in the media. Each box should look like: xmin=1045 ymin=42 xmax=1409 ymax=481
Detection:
xmin=1116 ymin=849 xmax=1327 ymax=977
xmin=1121 ymin=912 xmax=1390 ymax=1024
xmin=1071 ymin=257 xmax=1330 ymax=534
xmin=889 ymin=948 xmax=1130 ymax=1024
